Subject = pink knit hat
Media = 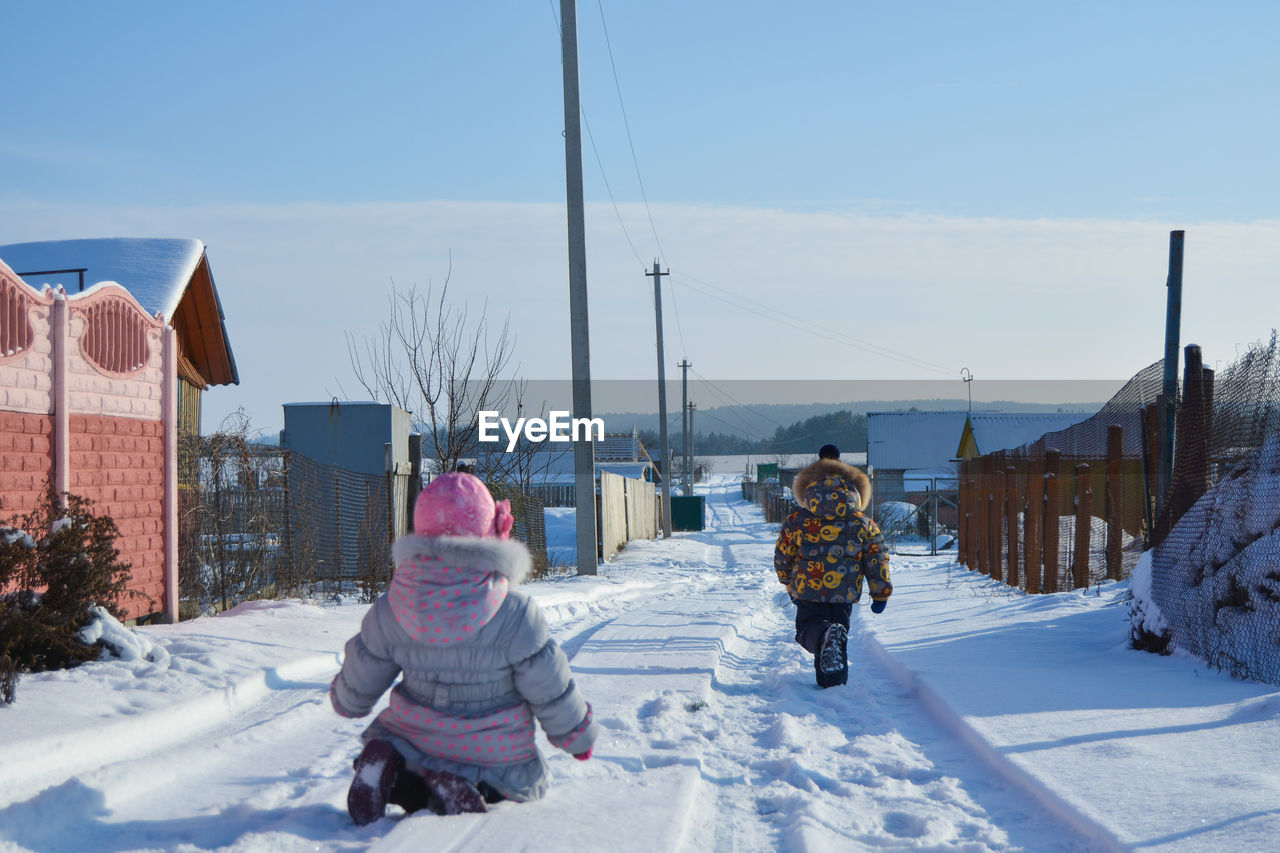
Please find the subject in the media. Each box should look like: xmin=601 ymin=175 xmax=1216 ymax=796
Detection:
xmin=413 ymin=472 xmax=514 ymax=539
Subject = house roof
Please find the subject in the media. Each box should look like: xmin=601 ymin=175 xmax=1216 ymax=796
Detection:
xmin=959 ymin=411 xmax=1095 ymax=459
xmin=592 ymin=430 xmax=653 ymax=463
xmin=0 ymin=237 xmax=238 ymax=387
xmin=867 ymin=411 xmax=969 ymax=471
xmin=867 ymin=410 xmax=1096 ymax=471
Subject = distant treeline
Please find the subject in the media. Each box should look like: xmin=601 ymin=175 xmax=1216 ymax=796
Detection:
xmin=639 ymin=409 xmax=868 ymax=457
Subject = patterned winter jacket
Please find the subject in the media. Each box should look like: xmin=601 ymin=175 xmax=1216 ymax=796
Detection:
xmin=330 ymin=534 xmax=597 ymax=802
xmin=774 ymin=459 xmax=892 ymax=605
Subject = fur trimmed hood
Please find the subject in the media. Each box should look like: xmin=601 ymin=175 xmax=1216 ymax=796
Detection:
xmin=387 ymin=535 xmax=532 ymax=643
xmin=791 ymin=458 xmax=872 ymax=511
xmin=391 ymin=534 xmax=532 ymax=585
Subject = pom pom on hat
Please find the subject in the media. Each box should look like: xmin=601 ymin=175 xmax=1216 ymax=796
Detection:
xmin=818 ymin=444 xmax=840 ymax=460
xmin=413 ymin=472 xmax=512 ymax=539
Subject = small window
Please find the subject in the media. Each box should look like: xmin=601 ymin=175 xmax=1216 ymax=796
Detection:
xmin=81 ymin=297 xmax=151 ymax=374
xmin=0 ymin=276 xmax=35 ymax=361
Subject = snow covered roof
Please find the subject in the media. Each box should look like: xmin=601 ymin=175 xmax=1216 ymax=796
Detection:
xmin=868 ymin=410 xmax=1097 ymax=471
xmin=961 ymin=411 xmax=1095 ymax=458
xmin=0 ymin=237 xmax=238 ymax=387
xmin=867 ymin=411 xmax=969 ymax=471
xmin=0 ymin=238 xmax=202 ymax=318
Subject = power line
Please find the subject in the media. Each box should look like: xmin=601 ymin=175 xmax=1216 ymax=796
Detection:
xmin=547 ymin=0 xmax=648 ymax=270
xmin=665 ymin=275 xmax=690 ymax=361
xmin=596 ymin=0 xmax=666 ymax=264
xmin=673 ymin=270 xmax=957 ymax=377
xmin=689 ymin=368 xmax=790 ymax=435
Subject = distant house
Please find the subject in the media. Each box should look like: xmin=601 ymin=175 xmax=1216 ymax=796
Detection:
xmin=867 ymin=411 xmax=1095 ymax=506
xmin=478 ymin=428 xmax=659 ymax=506
xmin=0 ymin=239 xmax=239 ymax=622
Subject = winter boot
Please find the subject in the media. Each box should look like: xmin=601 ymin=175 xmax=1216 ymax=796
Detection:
xmin=389 ymin=768 xmax=441 ymax=815
xmin=815 ymin=623 xmax=848 ymax=688
xmin=348 ymin=739 xmax=403 ymax=826
xmin=419 ymin=767 xmax=488 ymax=815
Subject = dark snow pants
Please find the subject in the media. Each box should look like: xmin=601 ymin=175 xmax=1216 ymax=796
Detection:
xmin=793 ymin=600 xmax=853 ymax=656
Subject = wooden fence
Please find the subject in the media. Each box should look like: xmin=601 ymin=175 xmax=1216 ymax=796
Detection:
xmin=599 ymin=470 xmax=658 ymax=561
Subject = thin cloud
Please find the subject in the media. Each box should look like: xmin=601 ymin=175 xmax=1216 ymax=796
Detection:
xmin=1 ymin=200 xmax=1275 ymax=433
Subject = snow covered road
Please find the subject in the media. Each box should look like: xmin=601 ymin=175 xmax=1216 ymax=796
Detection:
xmin=0 ymin=480 xmax=1134 ymax=851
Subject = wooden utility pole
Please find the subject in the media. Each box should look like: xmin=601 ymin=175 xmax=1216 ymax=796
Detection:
xmin=680 ymin=360 xmax=691 ymax=495
xmin=647 ymin=262 xmax=673 ymax=537
xmin=687 ymin=401 xmax=696 ymax=492
xmin=560 ymin=0 xmax=597 ymax=575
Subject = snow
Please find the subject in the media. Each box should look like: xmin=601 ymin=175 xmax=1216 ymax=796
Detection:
xmin=2 ymin=477 xmax=1279 ymax=852
xmin=1134 ymin=433 xmax=1280 ymax=683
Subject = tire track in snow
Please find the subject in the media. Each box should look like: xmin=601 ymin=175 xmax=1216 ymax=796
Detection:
xmin=0 ymin=651 xmax=343 ymax=807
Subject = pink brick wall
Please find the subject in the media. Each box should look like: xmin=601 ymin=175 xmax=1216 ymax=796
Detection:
xmin=0 ymin=411 xmax=54 ymax=515
xmin=1 ymin=264 xmax=173 ymax=622
xmin=69 ymin=415 xmax=166 ymax=618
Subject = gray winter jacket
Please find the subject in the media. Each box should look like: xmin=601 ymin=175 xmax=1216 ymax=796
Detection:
xmin=330 ymin=533 xmax=597 ymax=801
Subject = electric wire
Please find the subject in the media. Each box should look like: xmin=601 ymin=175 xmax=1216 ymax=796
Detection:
xmin=547 ymin=0 xmax=648 ymax=270
xmin=596 ymin=0 xmax=667 ymax=265
xmin=673 ymin=269 xmax=957 ymax=378
xmin=689 ymin=367 xmax=791 ymax=432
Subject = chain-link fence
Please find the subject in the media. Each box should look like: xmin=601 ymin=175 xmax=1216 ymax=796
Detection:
xmin=488 ymin=483 xmax=548 ymax=577
xmin=1143 ymin=333 xmax=1280 ymax=682
xmin=958 ymin=359 xmax=1165 ymax=592
xmin=955 ymin=330 xmax=1280 ymax=684
xmin=178 ymin=439 xmax=550 ymax=615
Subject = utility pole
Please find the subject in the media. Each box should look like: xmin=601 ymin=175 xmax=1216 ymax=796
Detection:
xmin=647 ymin=262 xmax=673 ymax=537
xmin=560 ymin=0 xmax=596 ymax=575
xmin=1157 ymin=229 xmax=1184 ymax=516
xmin=687 ymin=401 xmax=696 ymax=494
xmin=679 ymin=360 xmax=691 ymax=495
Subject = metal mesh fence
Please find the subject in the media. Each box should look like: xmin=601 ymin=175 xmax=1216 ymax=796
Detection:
xmin=959 ymin=360 xmax=1166 ymax=592
xmin=957 ymin=331 xmax=1280 ymax=683
xmin=488 ymin=483 xmax=548 ymax=577
xmin=1147 ymin=333 xmax=1280 ymax=682
xmin=178 ymin=441 xmax=550 ymax=614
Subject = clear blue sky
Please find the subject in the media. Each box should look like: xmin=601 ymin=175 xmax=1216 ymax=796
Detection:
xmin=2 ymin=1 xmax=1277 ymax=433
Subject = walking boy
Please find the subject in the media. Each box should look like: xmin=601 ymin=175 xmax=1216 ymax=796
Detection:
xmin=774 ymin=457 xmax=892 ymax=687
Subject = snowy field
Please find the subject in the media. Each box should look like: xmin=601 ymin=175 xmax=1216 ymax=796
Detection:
xmin=2 ymin=477 xmax=1278 ymax=852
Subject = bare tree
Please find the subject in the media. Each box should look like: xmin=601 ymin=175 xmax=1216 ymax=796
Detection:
xmin=179 ymin=410 xmax=295 ymax=615
xmin=346 ymin=269 xmax=518 ymax=476
xmin=469 ymin=379 xmax=573 ymax=490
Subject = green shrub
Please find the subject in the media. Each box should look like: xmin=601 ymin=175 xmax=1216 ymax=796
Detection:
xmin=0 ymin=484 xmax=136 ymax=705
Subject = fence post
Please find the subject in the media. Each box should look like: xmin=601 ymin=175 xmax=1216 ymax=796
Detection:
xmin=1043 ymin=449 xmax=1061 ymax=593
xmin=1005 ymin=465 xmax=1019 ymax=588
xmin=1154 ymin=345 xmax=1213 ymax=545
xmin=978 ymin=462 xmax=990 ymax=573
xmin=1106 ymin=425 xmax=1124 ymax=581
xmin=1073 ymin=463 xmax=1092 ymax=589
xmin=988 ymin=456 xmax=1000 ymax=577
xmin=988 ymin=450 xmax=998 ymax=584
xmin=1024 ymin=454 xmax=1043 ymax=594
xmin=973 ymin=463 xmax=985 ymax=573
xmin=1142 ymin=402 xmax=1160 ymax=540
